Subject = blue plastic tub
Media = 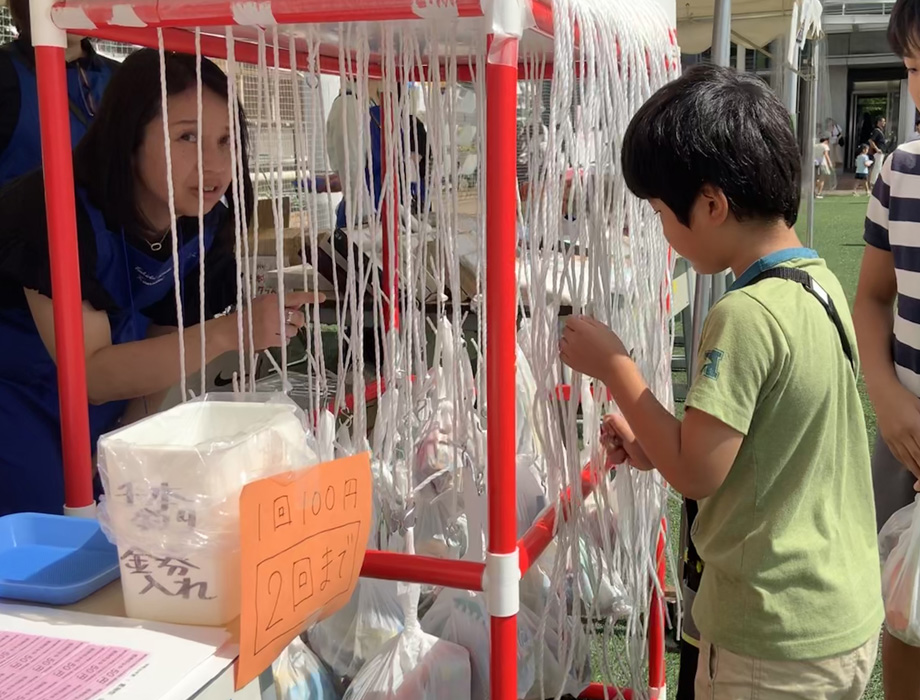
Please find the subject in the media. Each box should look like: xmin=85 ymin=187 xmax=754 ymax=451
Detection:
xmin=0 ymin=513 xmax=120 ymax=605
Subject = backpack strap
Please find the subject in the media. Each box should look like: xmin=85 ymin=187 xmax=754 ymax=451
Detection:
xmin=749 ymin=267 xmax=855 ymax=373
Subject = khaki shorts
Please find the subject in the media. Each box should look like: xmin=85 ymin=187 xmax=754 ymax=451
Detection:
xmin=695 ymin=635 xmax=878 ymax=700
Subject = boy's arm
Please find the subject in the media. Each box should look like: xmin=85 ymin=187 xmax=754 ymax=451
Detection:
xmin=561 ymin=305 xmax=757 ymax=500
xmin=600 ymin=357 xmax=743 ymax=500
xmin=854 ymin=246 xmax=898 ymax=400
xmin=854 ymin=167 xmax=920 ymax=477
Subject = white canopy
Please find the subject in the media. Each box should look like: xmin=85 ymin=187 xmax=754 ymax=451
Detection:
xmin=676 ymin=0 xmax=823 ymax=55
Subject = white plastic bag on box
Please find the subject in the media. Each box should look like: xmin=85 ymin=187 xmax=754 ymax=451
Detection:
xmin=420 ymin=589 xmax=536 ymax=699
xmin=522 ymin=601 xmax=591 ymax=700
xmin=96 ymin=393 xmax=317 ymax=626
xmin=307 ymin=577 xmax=405 ymax=681
xmin=343 ymin=579 xmax=470 ymax=700
xmin=881 ymin=496 xmax=920 ymax=645
xmin=273 ymin=637 xmax=341 ymax=700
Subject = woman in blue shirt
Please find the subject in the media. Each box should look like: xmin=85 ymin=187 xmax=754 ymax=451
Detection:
xmin=0 ymin=49 xmax=318 ymax=516
xmin=0 ymin=0 xmax=118 ymax=187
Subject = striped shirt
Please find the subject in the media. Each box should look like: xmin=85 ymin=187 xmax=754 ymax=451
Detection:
xmin=865 ymin=142 xmax=920 ymax=396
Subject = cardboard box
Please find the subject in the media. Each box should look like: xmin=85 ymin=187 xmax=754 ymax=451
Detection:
xmin=249 ymin=227 xmax=307 ymax=267
xmin=256 ymin=196 xmax=291 ymax=231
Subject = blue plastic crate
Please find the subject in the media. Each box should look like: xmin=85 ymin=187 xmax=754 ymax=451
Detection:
xmin=0 ymin=513 xmax=120 ymax=605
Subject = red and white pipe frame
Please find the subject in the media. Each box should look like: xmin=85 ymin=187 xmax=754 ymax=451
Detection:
xmin=33 ymin=0 xmax=669 ymax=694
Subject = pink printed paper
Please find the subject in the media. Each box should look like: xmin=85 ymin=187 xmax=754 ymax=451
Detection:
xmin=0 ymin=631 xmax=147 ymax=700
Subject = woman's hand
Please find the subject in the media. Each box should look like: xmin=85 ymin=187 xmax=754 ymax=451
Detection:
xmin=559 ymin=316 xmax=629 ymax=382
xmin=241 ymin=292 xmax=324 ymax=352
xmin=601 ymin=413 xmax=653 ymax=471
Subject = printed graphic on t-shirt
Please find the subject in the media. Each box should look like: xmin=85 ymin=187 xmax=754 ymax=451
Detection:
xmin=701 ymin=349 xmax=724 ymax=380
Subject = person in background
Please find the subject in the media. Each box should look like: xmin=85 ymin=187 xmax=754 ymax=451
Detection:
xmin=853 ymin=3 xmax=920 ymax=698
xmin=0 ymin=0 xmax=118 ymax=187
xmin=854 ymin=143 xmax=873 ymax=196
xmin=0 ymin=50 xmax=319 ymax=516
xmin=869 ymin=115 xmax=888 ymax=187
xmin=815 ymin=136 xmax=833 ymax=198
xmin=825 ymin=117 xmax=844 ymax=166
xmin=325 ymin=79 xmax=428 ymax=232
xmin=563 ymin=64 xmax=882 ymax=699
xmin=317 ymin=79 xmax=428 ymax=322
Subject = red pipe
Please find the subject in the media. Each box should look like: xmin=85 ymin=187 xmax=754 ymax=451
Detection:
xmin=648 ymin=522 xmax=667 ymax=695
xmin=51 ymin=0 xmax=484 ymax=30
xmin=517 ymin=459 xmax=612 ymax=574
xmin=530 ymin=0 xmax=580 ymax=43
xmin=80 ymin=26 xmax=383 ymax=78
xmin=78 ymin=26 xmax=551 ymax=83
xmin=485 ymin=35 xmax=519 ymax=700
xmin=361 ymin=550 xmax=485 ymax=591
xmin=379 ymin=76 xmax=399 ymax=331
xmin=554 ymin=383 xmax=613 ymax=403
xmin=34 ymin=45 xmax=94 ymax=511
xmin=578 ymin=685 xmax=633 ymax=700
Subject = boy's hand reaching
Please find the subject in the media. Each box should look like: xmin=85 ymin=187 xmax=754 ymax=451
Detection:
xmin=876 ymin=382 xmax=920 ymax=483
xmin=560 ymin=316 xmax=629 ymax=381
xmin=601 ymin=413 xmax=653 ymax=471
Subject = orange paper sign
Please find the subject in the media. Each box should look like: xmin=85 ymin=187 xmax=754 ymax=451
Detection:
xmin=236 ymin=452 xmax=372 ymax=689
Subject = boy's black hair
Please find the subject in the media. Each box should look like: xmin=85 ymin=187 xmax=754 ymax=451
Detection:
xmin=889 ymin=0 xmax=920 ymax=58
xmin=858 ymin=143 xmax=869 ymax=151
xmin=622 ymin=64 xmax=800 ymax=228
xmin=820 ymin=137 xmax=830 ymax=143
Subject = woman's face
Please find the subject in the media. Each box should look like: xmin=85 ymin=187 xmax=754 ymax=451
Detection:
xmin=134 ymin=86 xmax=232 ymax=229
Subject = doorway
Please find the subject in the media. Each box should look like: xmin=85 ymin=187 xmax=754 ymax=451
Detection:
xmin=846 ymin=67 xmax=907 ymax=170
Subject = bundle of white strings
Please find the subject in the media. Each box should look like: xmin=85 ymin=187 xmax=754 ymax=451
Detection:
xmin=518 ymin=0 xmax=680 ymax=693
xmin=157 ymin=4 xmax=678 ymax=694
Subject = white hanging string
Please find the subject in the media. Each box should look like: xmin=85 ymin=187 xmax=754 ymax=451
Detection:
xmin=157 ymin=29 xmax=187 ymax=402
xmin=194 ymin=27 xmax=207 ymax=398
xmin=224 ymin=28 xmax=248 ymax=390
xmin=269 ymin=28 xmax=288 ymax=388
xmin=302 ymin=29 xmax=329 ymax=416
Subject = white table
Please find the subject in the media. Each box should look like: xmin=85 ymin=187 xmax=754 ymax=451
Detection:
xmin=0 ymin=581 xmax=276 ymax=700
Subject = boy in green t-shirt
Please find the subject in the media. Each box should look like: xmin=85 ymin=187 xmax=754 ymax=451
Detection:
xmin=560 ymin=64 xmax=882 ymax=698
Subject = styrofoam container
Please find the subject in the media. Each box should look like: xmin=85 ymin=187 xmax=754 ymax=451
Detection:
xmin=97 ymin=397 xmax=316 ymax=626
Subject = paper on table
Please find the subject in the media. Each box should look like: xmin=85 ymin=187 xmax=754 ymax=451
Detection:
xmin=0 ymin=602 xmax=230 ymax=700
xmin=0 ymin=631 xmax=147 ymax=700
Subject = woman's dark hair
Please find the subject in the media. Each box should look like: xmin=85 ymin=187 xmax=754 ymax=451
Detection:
xmin=889 ymin=0 xmax=920 ymax=58
xmin=74 ymin=49 xmax=253 ymax=245
xmin=622 ymin=64 xmax=800 ymax=228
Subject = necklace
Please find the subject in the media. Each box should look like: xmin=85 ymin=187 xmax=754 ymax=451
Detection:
xmin=139 ymin=228 xmax=170 ymax=252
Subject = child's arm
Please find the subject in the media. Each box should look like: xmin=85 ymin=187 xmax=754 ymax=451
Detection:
xmin=561 ymin=317 xmax=743 ymax=500
xmin=855 ymin=247 xmax=920 ymax=478
xmin=854 ymin=156 xmax=920 ymax=477
xmin=601 ymin=354 xmax=742 ymax=499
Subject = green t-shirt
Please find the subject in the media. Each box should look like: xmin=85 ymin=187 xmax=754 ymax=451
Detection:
xmin=686 ymin=255 xmax=883 ymax=661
